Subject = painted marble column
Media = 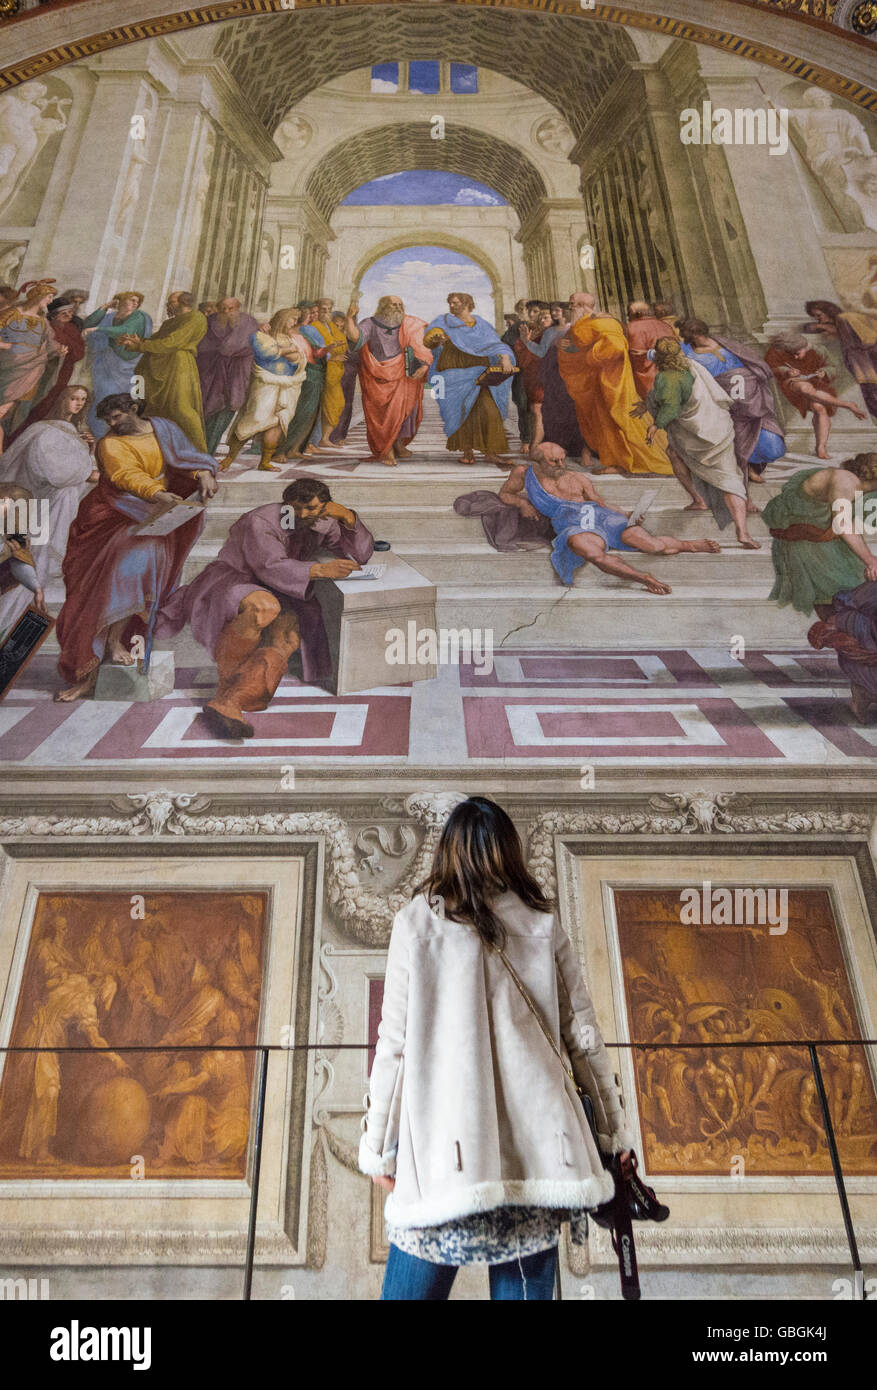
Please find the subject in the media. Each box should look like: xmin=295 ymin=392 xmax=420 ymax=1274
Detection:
xmin=27 ymin=72 xmax=158 ymax=301
xmin=687 ymin=57 xmax=839 ymax=333
xmin=265 ymin=195 xmax=333 ymax=306
xmin=624 ymin=66 xmax=727 ymax=325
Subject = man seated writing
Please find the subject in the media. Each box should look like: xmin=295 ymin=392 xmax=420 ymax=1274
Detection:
xmin=156 ymin=476 xmax=374 ymax=737
xmin=499 ymin=442 xmax=719 ymax=596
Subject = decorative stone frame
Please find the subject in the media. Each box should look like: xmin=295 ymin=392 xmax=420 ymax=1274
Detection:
xmin=557 ymin=836 xmax=877 ymax=1270
xmin=0 ymin=833 xmax=323 ymax=1266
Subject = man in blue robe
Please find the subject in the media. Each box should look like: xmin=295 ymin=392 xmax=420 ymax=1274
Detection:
xmin=500 ymin=443 xmax=720 ymax=595
xmin=424 ymin=292 xmax=515 ymax=468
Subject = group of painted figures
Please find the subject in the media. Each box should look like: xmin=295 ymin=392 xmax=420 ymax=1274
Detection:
xmin=0 ymin=271 xmax=876 ymax=732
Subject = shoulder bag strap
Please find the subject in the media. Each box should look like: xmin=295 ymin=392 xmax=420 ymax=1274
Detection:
xmin=492 ymin=944 xmax=581 ymax=1094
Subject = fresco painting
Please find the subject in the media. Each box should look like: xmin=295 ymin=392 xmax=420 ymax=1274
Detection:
xmin=0 ymin=0 xmax=874 ymax=1303
xmin=615 ymin=887 xmax=877 ymax=1176
xmin=0 ymin=891 xmax=266 ymax=1179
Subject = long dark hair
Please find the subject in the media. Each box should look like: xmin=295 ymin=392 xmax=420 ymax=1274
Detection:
xmin=805 ymin=300 xmax=841 ymax=321
xmin=415 ymin=796 xmax=552 ymax=948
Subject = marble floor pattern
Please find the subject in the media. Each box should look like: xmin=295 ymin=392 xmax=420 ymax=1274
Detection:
xmin=0 ymin=645 xmax=871 ymax=766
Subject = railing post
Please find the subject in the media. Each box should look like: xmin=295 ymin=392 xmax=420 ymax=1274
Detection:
xmin=243 ymin=1046 xmax=270 ymax=1302
xmin=808 ymin=1043 xmax=864 ymax=1300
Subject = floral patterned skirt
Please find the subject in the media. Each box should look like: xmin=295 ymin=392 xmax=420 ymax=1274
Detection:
xmin=387 ymin=1204 xmax=589 ymax=1266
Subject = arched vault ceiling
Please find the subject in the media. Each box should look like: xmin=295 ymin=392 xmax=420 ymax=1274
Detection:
xmin=305 ymin=122 xmax=548 ymax=225
xmin=215 ymin=8 xmax=636 ymax=139
xmin=2 ymin=5 xmax=875 ymax=110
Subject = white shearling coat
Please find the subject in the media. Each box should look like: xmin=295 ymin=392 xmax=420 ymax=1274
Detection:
xmin=358 ymin=891 xmax=634 ymax=1229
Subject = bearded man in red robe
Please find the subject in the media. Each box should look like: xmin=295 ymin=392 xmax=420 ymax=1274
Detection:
xmin=54 ymin=393 xmax=217 ymax=700
xmin=345 ymin=295 xmax=431 ymax=466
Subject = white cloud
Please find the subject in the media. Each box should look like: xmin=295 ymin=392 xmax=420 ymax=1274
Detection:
xmin=370 ymin=78 xmax=398 ymax=94
xmin=453 ymin=187 xmax=501 ymax=206
xmin=360 ymin=257 xmax=495 ymax=325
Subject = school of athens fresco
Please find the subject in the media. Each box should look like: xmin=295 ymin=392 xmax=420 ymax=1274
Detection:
xmin=0 ymin=0 xmax=875 ymax=1295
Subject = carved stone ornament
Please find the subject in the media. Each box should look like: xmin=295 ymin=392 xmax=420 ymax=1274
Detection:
xmin=0 ymin=789 xmax=867 ymax=945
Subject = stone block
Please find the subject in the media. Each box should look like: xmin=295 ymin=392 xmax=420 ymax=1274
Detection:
xmin=93 ymin=651 xmax=175 ymax=702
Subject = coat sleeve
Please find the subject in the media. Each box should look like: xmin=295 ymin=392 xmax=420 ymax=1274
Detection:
xmin=358 ymin=911 xmax=409 ymax=1177
xmin=553 ymin=918 xmax=635 ymax=1155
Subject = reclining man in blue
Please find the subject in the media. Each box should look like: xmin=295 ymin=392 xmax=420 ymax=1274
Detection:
xmin=498 ymin=442 xmax=721 ymax=596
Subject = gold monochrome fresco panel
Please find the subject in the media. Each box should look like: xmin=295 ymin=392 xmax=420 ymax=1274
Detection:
xmin=0 ymin=890 xmax=267 ymax=1179
xmin=614 ymin=887 xmax=877 ymax=1177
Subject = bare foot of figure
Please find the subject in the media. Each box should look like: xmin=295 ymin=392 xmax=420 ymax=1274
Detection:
xmin=817 ymin=446 xmax=830 ymax=460
xmin=395 ymin=444 xmax=413 ymax=459
xmin=683 ymin=499 xmax=708 ymax=511
xmin=484 ymin=453 xmax=511 ymax=470
xmin=681 ymin=539 xmax=721 ymax=553
xmin=54 ymin=670 xmax=98 ymax=702
xmin=107 ymin=643 xmax=136 ymax=666
xmin=643 ymin=574 xmax=672 ymax=595
xmin=746 ymin=500 xmax=760 ymax=515
xmin=736 ymin=534 xmax=761 ymax=549
xmin=459 ymin=452 xmax=476 ymax=465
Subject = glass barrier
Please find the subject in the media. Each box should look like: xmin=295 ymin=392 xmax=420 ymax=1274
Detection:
xmin=0 ymin=1038 xmax=873 ymax=1301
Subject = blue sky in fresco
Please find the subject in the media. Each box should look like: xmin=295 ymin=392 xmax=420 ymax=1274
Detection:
xmin=342 ymin=170 xmax=506 ymax=206
xmin=358 ymin=245 xmax=495 ymax=324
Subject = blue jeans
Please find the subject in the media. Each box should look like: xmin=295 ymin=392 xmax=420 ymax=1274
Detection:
xmin=381 ymin=1242 xmax=558 ymax=1301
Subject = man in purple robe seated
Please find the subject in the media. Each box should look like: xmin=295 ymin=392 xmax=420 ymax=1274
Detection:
xmin=156 ymin=476 xmax=374 ymax=737
xmin=197 ymin=297 xmax=258 ymax=454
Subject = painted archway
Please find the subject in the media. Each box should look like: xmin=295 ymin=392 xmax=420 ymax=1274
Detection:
xmin=347 ymin=230 xmax=510 ymax=326
xmin=303 ymin=122 xmax=548 ymax=228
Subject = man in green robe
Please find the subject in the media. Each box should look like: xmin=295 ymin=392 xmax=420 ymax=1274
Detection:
xmin=762 ymin=454 xmax=877 ymax=614
xmin=121 ymin=291 xmax=208 ymax=450
xmin=281 ymin=300 xmax=330 ymax=459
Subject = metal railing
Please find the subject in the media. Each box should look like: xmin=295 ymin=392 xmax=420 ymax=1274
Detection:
xmin=0 ymin=1037 xmax=873 ymax=1299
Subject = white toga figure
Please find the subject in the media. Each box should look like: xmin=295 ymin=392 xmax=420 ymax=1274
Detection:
xmin=0 ymin=83 xmax=71 ymax=216
xmin=791 ymin=88 xmax=877 ymax=228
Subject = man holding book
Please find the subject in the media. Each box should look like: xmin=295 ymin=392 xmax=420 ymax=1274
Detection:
xmin=54 ymin=393 xmax=217 ymax=701
xmin=424 ymin=291 xmax=515 ymax=468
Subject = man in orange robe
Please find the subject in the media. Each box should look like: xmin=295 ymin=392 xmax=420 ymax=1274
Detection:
xmin=625 ymin=299 xmax=679 ymax=399
xmin=557 ymin=292 xmax=673 ymax=476
xmin=346 ymin=295 xmax=432 ymax=466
